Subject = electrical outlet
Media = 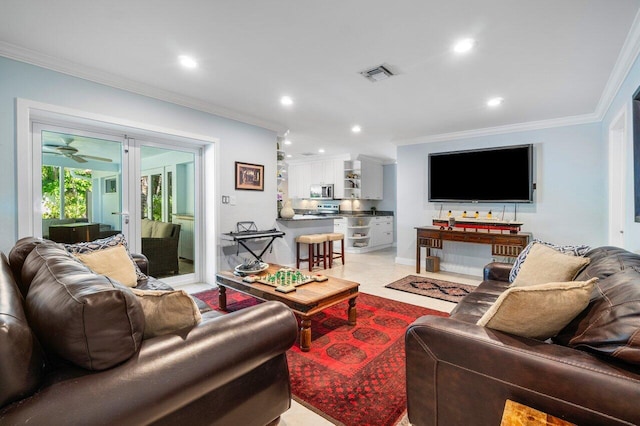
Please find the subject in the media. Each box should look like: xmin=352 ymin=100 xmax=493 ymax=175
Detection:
xmin=222 ymin=195 xmax=230 ymax=204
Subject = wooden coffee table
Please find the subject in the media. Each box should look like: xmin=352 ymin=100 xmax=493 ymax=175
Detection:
xmin=216 ymin=264 xmax=360 ymax=351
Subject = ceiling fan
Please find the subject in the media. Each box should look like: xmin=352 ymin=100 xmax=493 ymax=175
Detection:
xmin=43 ymin=137 xmax=112 ymax=163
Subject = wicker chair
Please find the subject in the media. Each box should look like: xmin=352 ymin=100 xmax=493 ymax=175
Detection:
xmin=141 ymin=219 xmax=181 ymax=277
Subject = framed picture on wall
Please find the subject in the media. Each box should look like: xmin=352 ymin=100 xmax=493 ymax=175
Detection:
xmin=235 ymin=162 xmax=264 ymax=191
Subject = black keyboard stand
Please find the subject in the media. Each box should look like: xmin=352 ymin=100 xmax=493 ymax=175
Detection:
xmin=222 ymin=229 xmax=285 ymax=262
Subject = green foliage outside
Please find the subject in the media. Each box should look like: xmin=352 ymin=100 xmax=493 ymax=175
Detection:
xmin=42 ymin=166 xmax=92 ymax=219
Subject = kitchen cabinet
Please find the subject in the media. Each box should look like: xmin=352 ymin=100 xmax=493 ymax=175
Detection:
xmin=359 ymin=157 xmax=383 ymax=200
xmin=370 ymin=216 xmax=393 ymax=247
xmin=334 ymin=215 xmax=393 ymax=253
xmin=288 ymin=163 xmax=312 ymax=199
xmin=289 ymin=159 xmax=340 ymax=199
xmin=289 ymin=155 xmax=382 ymax=200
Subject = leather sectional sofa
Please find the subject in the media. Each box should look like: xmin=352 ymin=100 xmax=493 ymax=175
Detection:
xmin=0 ymin=237 xmax=298 ymax=425
xmin=406 ymin=246 xmax=640 ymax=426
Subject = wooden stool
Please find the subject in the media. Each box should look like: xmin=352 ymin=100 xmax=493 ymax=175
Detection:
xmin=296 ymin=234 xmax=327 ymax=271
xmin=326 ymin=232 xmax=345 ymax=268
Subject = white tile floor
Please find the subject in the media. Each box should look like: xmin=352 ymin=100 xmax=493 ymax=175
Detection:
xmin=176 ymin=247 xmax=482 ymax=426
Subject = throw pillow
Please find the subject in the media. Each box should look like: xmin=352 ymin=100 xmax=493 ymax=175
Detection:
xmin=477 ymin=278 xmax=598 ymax=340
xmin=130 ymin=289 xmax=202 ymax=339
xmin=511 ymin=243 xmax=591 ymax=287
xmin=509 ymin=239 xmax=591 ymax=282
xmin=554 ymin=267 xmax=640 ymax=365
xmin=75 ymin=245 xmax=138 ymax=287
xmin=64 ymin=233 xmax=147 ymax=281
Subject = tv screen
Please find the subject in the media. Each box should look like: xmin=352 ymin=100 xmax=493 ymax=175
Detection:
xmin=428 ymin=144 xmax=533 ymax=203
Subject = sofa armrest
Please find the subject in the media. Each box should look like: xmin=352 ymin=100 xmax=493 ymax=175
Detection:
xmin=483 ymin=261 xmax=512 ymax=282
xmin=0 ymin=301 xmax=298 ymax=425
xmin=130 ymin=252 xmax=148 ymax=276
xmin=406 ymin=316 xmax=640 ymax=426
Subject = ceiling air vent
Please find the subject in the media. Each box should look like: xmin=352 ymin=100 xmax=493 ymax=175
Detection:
xmin=360 ymin=64 xmax=395 ymax=82
xmin=300 ymin=152 xmax=317 ymax=157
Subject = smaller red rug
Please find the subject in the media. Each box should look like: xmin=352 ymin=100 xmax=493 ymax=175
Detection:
xmin=193 ymin=288 xmax=448 ymax=426
xmin=385 ymin=275 xmax=478 ymax=303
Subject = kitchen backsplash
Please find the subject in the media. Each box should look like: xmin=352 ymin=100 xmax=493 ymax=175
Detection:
xmin=290 ymin=198 xmax=385 ymax=213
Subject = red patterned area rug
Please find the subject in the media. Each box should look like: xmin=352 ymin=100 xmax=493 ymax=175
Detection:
xmin=193 ymin=289 xmax=448 ymax=426
xmin=384 ymin=275 xmax=478 ymax=303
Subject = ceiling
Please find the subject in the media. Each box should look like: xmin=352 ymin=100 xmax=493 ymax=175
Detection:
xmin=2 ymin=1 xmax=640 ymax=163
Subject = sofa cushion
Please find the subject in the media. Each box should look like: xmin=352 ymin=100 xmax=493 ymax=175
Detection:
xmin=509 ymin=239 xmax=591 ymax=282
xmin=477 ymin=278 xmax=597 ymax=340
xmin=130 ymin=289 xmax=202 ymax=339
xmin=64 ymin=233 xmax=147 ymax=281
xmin=512 ymin=243 xmax=590 ymax=287
xmin=75 ymin=245 xmax=138 ymax=287
xmin=24 ymin=243 xmax=145 ymax=371
xmin=554 ymin=267 xmax=640 ymax=365
xmin=141 ymin=218 xmax=155 ymax=238
xmin=152 ymin=221 xmax=174 ymax=238
xmin=0 ymin=253 xmax=44 ymax=407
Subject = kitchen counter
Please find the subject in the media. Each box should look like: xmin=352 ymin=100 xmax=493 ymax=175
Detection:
xmin=276 ymin=211 xmax=394 ymax=222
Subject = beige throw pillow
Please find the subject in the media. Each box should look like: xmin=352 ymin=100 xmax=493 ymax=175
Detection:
xmin=512 ymin=243 xmax=590 ymax=287
xmin=131 ymin=289 xmax=202 ymax=339
xmin=477 ymin=278 xmax=598 ymax=340
xmin=75 ymin=245 xmax=138 ymax=287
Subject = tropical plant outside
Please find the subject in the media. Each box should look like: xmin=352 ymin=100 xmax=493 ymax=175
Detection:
xmin=42 ymin=166 xmax=92 ymax=219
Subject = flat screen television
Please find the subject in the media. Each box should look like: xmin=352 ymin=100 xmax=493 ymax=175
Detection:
xmin=428 ymin=144 xmax=533 ymax=203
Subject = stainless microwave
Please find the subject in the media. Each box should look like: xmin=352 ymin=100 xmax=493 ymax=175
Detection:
xmin=310 ymin=184 xmax=334 ymax=200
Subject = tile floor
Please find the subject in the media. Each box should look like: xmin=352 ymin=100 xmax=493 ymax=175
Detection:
xmin=176 ymin=247 xmax=482 ymax=426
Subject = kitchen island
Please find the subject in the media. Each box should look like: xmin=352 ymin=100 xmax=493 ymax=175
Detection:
xmin=273 ymin=216 xmax=338 ymax=266
xmin=272 ymin=210 xmax=395 ymax=264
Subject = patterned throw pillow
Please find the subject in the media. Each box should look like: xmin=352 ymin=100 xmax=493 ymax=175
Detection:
xmin=509 ymin=239 xmax=591 ymax=283
xmin=64 ymin=233 xmax=147 ymax=281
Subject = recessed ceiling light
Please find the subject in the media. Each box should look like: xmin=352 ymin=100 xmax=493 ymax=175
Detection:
xmin=487 ymin=97 xmax=504 ymax=107
xmin=453 ymin=38 xmax=476 ymax=54
xmin=351 ymin=125 xmax=362 ymax=133
xmin=178 ymin=55 xmax=198 ymax=69
xmin=280 ymin=96 xmax=293 ymax=106
xmin=286 ymin=154 xmax=292 ymax=158
xmin=283 ymin=139 xmax=292 ymax=145
xmin=318 ymin=148 xmax=325 ymax=153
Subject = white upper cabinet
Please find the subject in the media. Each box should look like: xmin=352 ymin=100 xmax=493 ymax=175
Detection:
xmin=288 ymin=154 xmax=383 ymax=200
xmin=359 ymin=156 xmax=383 ymax=200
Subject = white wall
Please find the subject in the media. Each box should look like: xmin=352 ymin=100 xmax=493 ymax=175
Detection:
xmin=396 ymin=123 xmax=605 ymax=276
xmin=0 ymin=56 xmax=278 ymax=272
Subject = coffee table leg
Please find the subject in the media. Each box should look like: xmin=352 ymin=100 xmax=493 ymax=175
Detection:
xmin=348 ymin=296 xmax=357 ymax=325
xmin=218 ymin=285 xmax=227 ymax=311
xmin=300 ymin=317 xmax=312 ymax=352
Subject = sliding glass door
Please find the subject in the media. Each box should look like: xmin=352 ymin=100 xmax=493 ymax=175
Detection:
xmin=35 ymin=124 xmax=128 ymax=245
xmin=32 ymin=123 xmax=201 ymax=284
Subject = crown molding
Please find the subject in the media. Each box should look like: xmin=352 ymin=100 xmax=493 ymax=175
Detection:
xmin=394 ymin=112 xmax=600 ymax=146
xmin=0 ymin=41 xmax=288 ymax=135
xmin=595 ymin=8 xmax=640 ymax=119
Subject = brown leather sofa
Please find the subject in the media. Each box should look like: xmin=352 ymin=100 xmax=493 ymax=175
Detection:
xmin=406 ymin=246 xmax=640 ymax=426
xmin=0 ymin=237 xmax=298 ymax=425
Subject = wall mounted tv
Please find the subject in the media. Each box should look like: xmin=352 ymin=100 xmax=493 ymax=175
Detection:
xmin=428 ymin=144 xmax=534 ymax=203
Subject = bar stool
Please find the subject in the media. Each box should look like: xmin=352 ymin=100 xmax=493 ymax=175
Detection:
xmin=296 ymin=234 xmax=327 ymax=271
xmin=326 ymin=232 xmax=345 ymax=268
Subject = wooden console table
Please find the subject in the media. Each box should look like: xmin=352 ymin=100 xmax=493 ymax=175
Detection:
xmin=415 ymin=226 xmax=531 ymax=273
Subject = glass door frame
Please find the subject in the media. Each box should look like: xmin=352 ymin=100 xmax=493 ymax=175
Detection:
xmin=32 ymin=122 xmax=130 ymax=244
xmin=17 ymin=99 xmax=216 ymax=285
